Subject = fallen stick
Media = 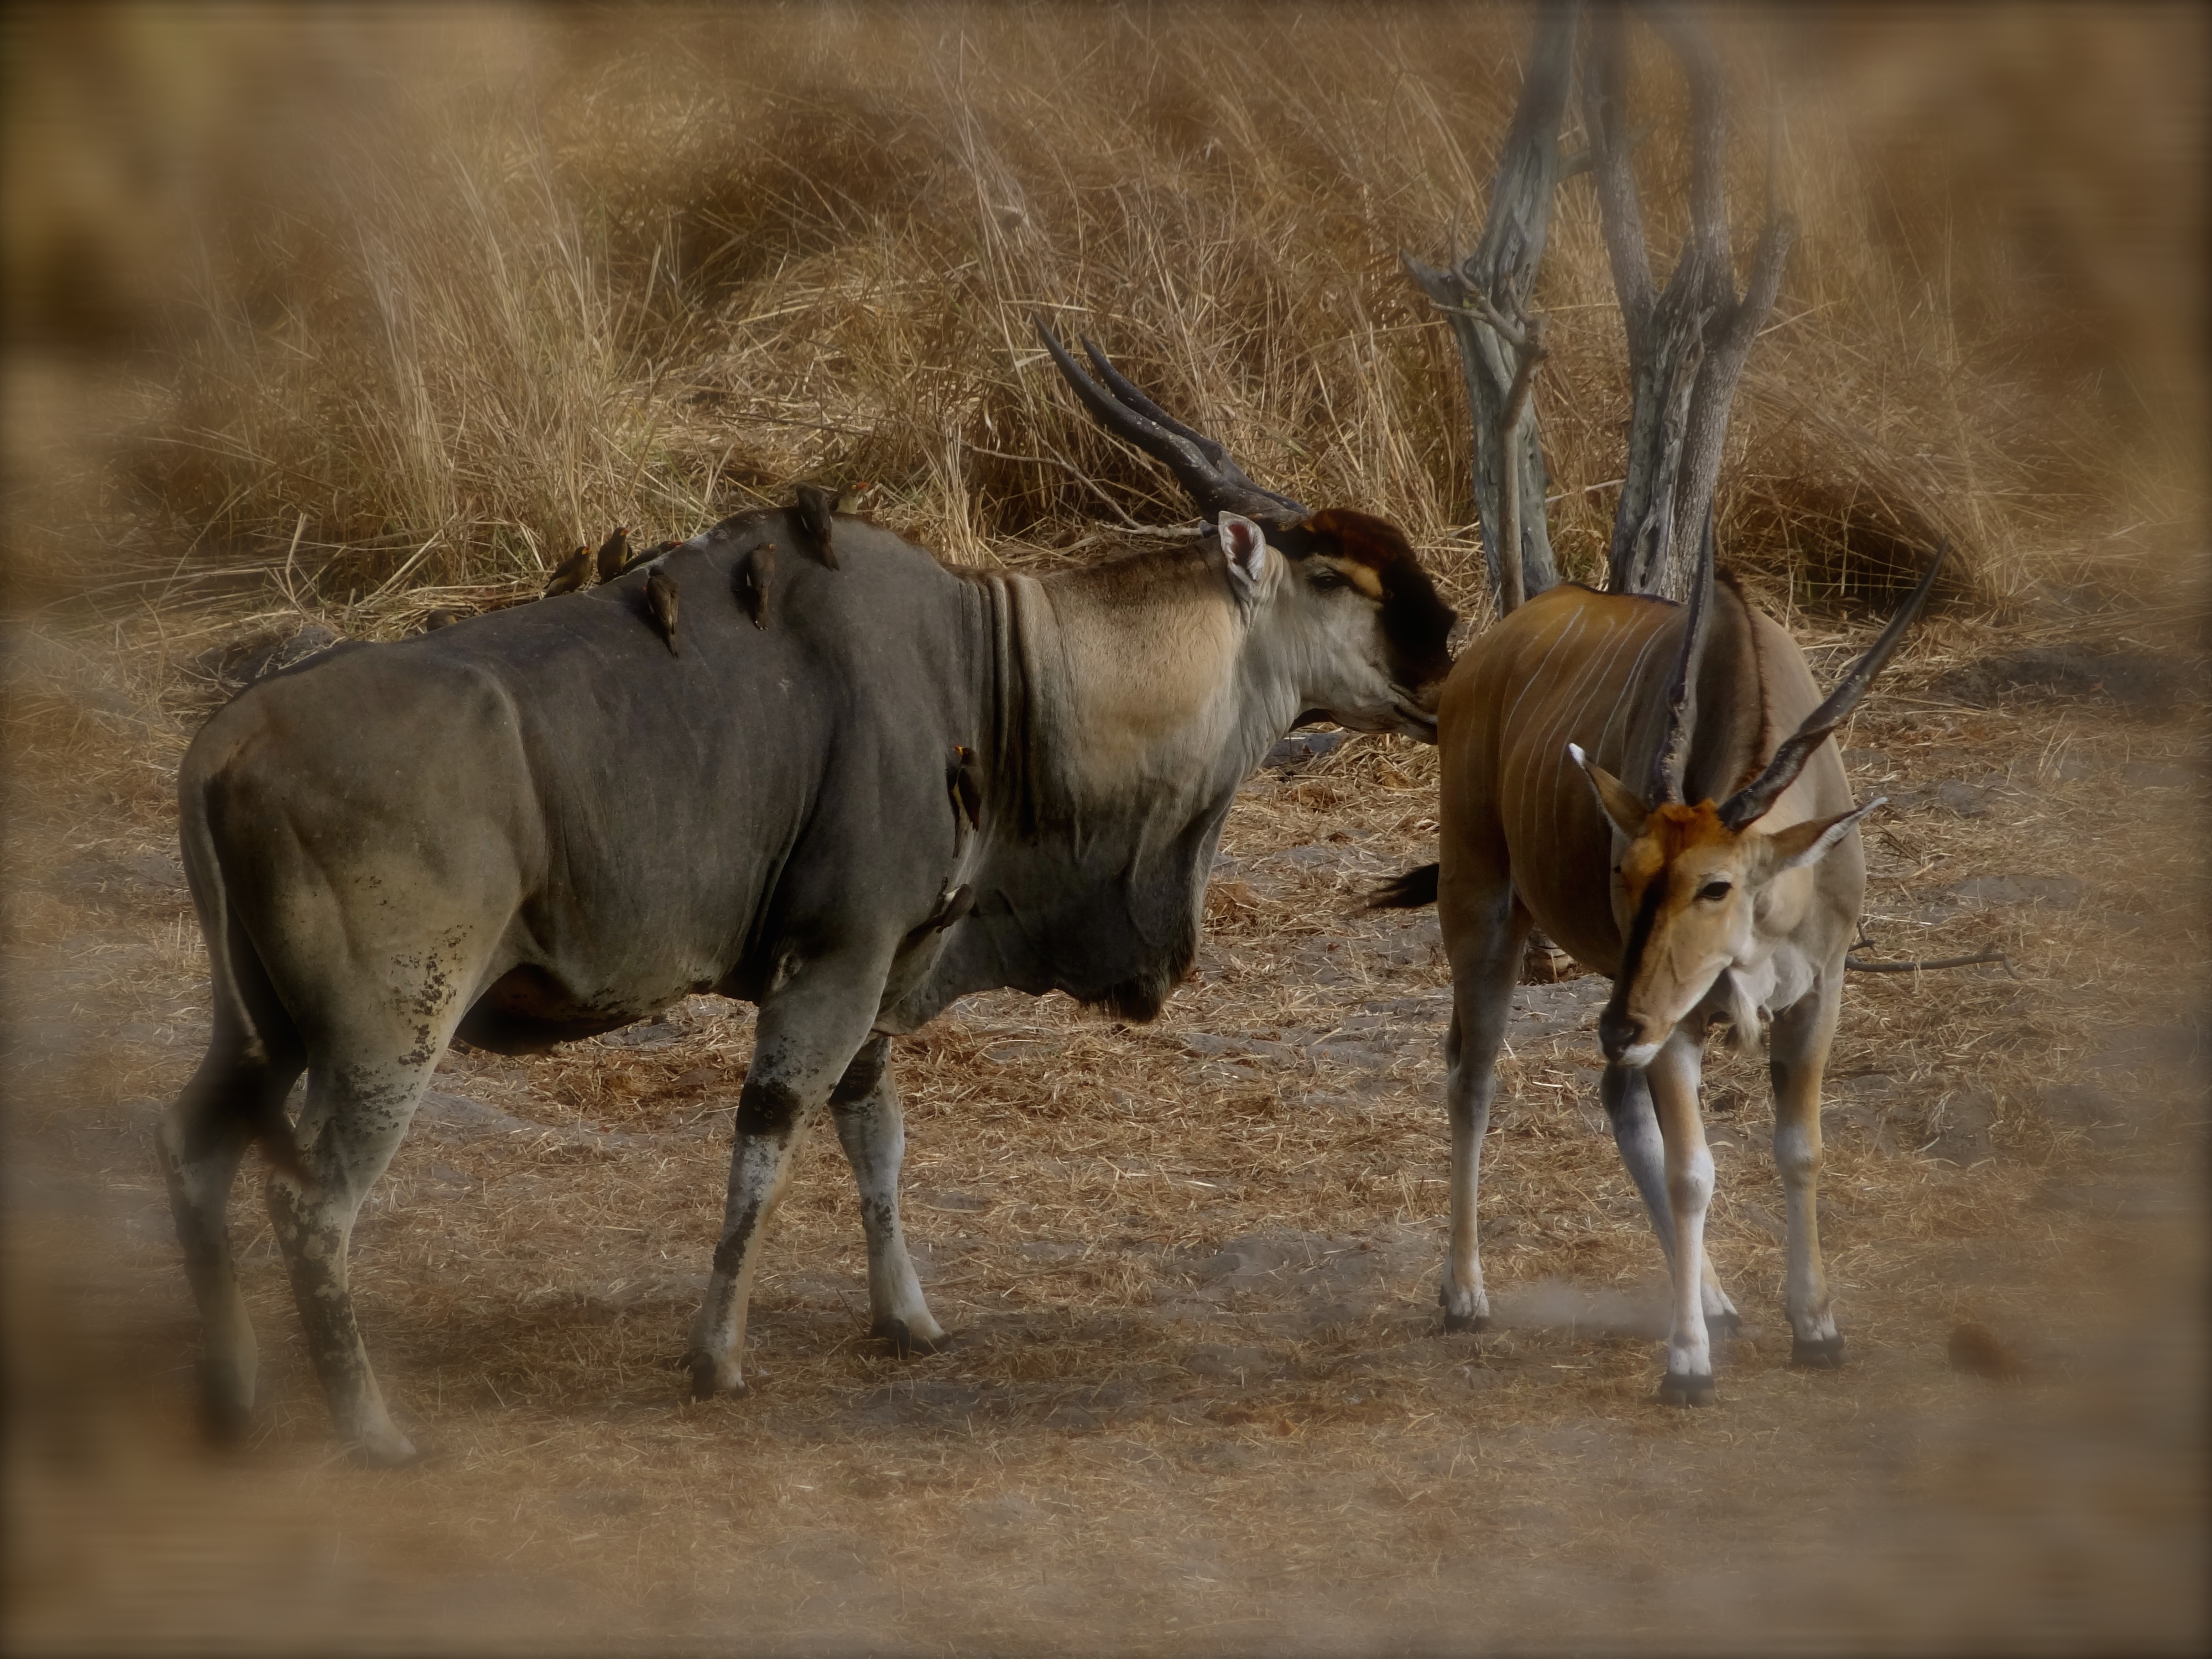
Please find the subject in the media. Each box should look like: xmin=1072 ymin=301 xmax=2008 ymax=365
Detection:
xmin=1846 ymin=949 xmax=2014 ymax=976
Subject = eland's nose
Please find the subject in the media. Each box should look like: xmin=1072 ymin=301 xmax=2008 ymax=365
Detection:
xmin=1598 ymin=1006 xmax=1644 ymax=1065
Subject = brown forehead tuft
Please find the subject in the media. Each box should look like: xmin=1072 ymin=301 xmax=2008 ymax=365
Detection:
xmin=1646 ymin=802 xmax=1738 ymax=865
xmin=1620 ymin=801 xmax=1735 ymax=893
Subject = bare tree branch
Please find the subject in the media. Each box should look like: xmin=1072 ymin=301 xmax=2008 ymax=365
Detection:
xmin=1557 ymin=117 xmax=1657 ymax=182
xmin=1585 ymin=6 xmax=1656 ymax=342
xmin=1415 ymin=286 xmax=1528 ymax=350
xmin=1495 ymin=314 xmax=1551 ymax=615
xmin=1593 ymin=2 xmax=1794 ymax=598
xmin=1401 ymin=0 xmax=1578 ymax=612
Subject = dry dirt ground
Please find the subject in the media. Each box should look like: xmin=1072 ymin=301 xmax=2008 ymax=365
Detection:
xmin=3 ymin=608 xmax=2205 ymax=1655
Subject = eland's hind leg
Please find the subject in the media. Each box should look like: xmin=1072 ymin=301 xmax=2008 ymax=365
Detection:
xmin=157 ymin=1021 xmax=304 ymax=1442
xmin=267 ymin=1032 xmax=447 ymax=1465
xmin=1436 ymin=879 xmax=1533 ymax=1333
xmin=830 ymin=1035 xmax=946 ymax=1354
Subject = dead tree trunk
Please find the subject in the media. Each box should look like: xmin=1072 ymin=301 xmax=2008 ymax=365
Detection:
xmin=1587 ymin=3 xmax=1794 ymax=600
xmin=1402 ymin=0 xmax=1578 ymax=614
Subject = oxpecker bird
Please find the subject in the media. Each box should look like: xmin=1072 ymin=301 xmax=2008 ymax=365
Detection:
xmin=929 ymin=883 xmax=975 ymax=933
xmin=646 ymin=567 xmax=680 ymax=656
xmin=423 ymin=607 xmax=462 ymax=632
xmin=594 ymin=525 xmax=630 ymax=585
xmin=629 ymin=538 xmax=680 ymax=573
xmin=792 ymin=483 xmax=841 ymax=569
xmin=737 ymin=543 xmax=775 ymax=628
xmin=542 ymin=545 xmax=593 ymax=598
xmin=949 ymin=744 xmax=982 ymax=852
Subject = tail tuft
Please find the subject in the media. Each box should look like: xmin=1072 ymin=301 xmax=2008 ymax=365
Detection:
xmin=1368 ymin=862 xmax=1439 ymax=910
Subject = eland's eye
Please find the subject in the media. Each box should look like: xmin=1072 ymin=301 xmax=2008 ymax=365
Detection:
xmin=1309 ymin=568 xmax=1348 ymax=593
xmin=1697 ymin=879 xmax=1733 ymax=902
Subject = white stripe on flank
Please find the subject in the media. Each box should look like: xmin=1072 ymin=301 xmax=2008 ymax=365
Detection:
xmin=1535 ymin=613 xmax=1630 ymax=861
xmin=1595 ymin=622 xmax=1670 ymax=772
xmin=1504 ymin=609 xmax=1589 ymax=854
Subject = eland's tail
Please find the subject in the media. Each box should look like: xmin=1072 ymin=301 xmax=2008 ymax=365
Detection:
xmin=1367 ymin=862 xmax=1439 ymax=911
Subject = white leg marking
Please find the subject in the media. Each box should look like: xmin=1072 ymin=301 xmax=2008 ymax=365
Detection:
xmin=831 ymin=1040 xmax=946 ymax=1351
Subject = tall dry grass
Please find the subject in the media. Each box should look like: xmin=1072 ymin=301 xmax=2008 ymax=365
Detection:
xmin=5 ymin=3 xmax=2203 ymax=627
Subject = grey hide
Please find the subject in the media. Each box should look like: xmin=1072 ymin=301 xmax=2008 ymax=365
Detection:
xmin=159 ymin=504 xmax=1452 ymax=1462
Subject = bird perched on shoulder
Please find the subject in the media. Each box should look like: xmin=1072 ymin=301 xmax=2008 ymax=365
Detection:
xmin=948 ymin=744 xmax=982 ymax=852
xmin=423 ymin=607 xmax=462 ymax=632
xmin=646 ymin=567 xmax=680 ymax=656
xmin=542 ymin=544 xmax=593 ymax=597
xmin=593 ymin=525 xmax=630 ymax=585
xmin=628 ymin=538 xmax=680 ymax=573
xmin=736 ymin=542 xmax=775 ymax=628
xmin=792 ymin=482 xmax=842 ymax=569
xmin=928 ymin=883 xmax=974 ymax=933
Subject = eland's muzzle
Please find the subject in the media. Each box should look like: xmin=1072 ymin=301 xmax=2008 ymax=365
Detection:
xmin=1598 ymin=1004 xmax=1655 ymax=1067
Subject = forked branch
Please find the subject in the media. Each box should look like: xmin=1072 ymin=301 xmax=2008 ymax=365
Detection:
xmin=1588 ymin=1 xmax=1797 ymax=599
xmin=1401 ymin=0 xmax=1579 ymax=612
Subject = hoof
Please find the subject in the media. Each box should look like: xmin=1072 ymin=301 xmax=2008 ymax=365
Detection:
xmin=686 ymin=1352 xmax=748 ymax=1401
xmin=872 ymin=1318 xmax=951 ymax=1357
xmin=196 ymin=1372 xmax=253 ymax=1449
xmin=1437 ymin=1281 xmax=1490 ymax=1333
xmin=1705 ymin=1309 xmax=1743 ymax=1339
xmin=1657 ymin=1371 xmax=1716 ymax=1407
xmin=1790 ymin=1334 xmax=1847 ymax=1370
xmin=347 ymin=1428 xmax=421 ymax=1469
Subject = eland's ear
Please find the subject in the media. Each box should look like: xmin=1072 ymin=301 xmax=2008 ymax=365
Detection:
xmin=1568 ymin=743 xmax=1649 ymax=839
xmin=1219 ymin=513 xmax=1271 ymax=594
xmin=1756 ymin=797 xmax=1883 ymax=878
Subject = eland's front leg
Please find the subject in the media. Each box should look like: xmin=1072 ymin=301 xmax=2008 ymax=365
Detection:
xmin=688 ymin=957 xmax=889 ymax=1400
xmin=1769 ymin=973 xmax=1846 ymax=1367
xmin=1644 ymin=1030 xmax=1718 ymax=1405
xmin=1602 ymin=1062 xmax=1742 ymax=1335
xmin=829 ymin=1035 xmax=947 ymax=1354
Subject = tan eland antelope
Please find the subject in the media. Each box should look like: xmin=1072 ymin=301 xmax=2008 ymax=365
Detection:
xmin=1378 ymin=539 xmax=1942 ymax=1402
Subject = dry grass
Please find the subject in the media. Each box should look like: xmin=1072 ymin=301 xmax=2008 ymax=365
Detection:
xmin=3 ymin=4 xmax=2208 ymax=1653
xmin=5 ymin=4 xmax=2204 ymax=627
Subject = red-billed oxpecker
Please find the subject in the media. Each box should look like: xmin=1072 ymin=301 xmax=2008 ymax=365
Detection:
xmin=541 ymin=543 xmax=593 ymax=598
xmin=645 ymin=566 xmax=680 ymax=656
xmin=1382 ymin=535 xmax=1942 ymax=1403
xmin=593 ymin=525 xmax=630 ymax=586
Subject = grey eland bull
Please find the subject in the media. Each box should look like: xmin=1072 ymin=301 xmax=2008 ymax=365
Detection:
xmin=159 ymin=325 xmax=1455 ymax=1463
xmin=1376 ymin=536 xmax=1941 ymax=1403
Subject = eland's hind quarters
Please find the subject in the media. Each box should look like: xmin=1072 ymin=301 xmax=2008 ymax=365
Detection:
xmin=1391 ymin=540 xmax=1941 ymax=1405
xmin=160 ymin=328 xmax=1455 ymax=1462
